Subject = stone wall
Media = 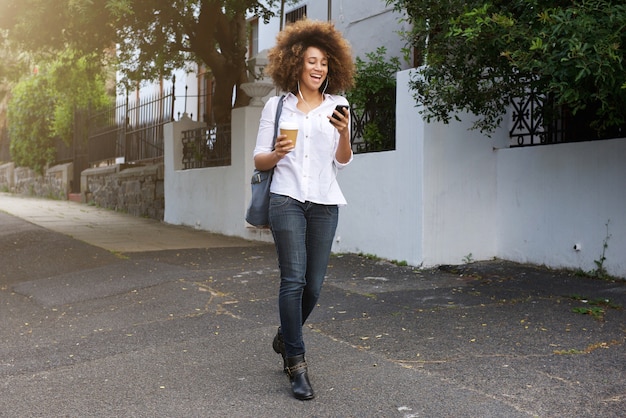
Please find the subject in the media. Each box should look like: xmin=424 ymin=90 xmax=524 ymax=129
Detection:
xmin=82 ymin=162 xmax=164 ymax=220
xmin=1 ymin=160 xmax=164 ymax=220
xmin=0 ymin=162 xmax=14 ymax=191
xmin=0 ymin=162 xmax=70 ymax=200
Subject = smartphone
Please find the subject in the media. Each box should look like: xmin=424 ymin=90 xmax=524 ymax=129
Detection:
xmin=331 ymin=105 xmax=349 ymax=121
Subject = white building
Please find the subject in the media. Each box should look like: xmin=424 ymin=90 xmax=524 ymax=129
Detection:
xmin=253 ymin=0 xmax=408 ymax=67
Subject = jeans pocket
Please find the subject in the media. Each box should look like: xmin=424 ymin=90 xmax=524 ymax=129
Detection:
xmin=270 ymin=193 xmax=291 ymax=208
xmin=323 ymin=204 xmax=339 ymax=217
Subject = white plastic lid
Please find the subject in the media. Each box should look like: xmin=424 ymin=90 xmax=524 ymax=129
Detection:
xmin=279 ymin=121 xmax=298 ymax=130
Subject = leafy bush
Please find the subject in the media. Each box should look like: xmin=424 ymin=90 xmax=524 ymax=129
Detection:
xmin=7 ymin=50 xmax=112 ymax=173
xmin=389 ymin=0 xmax=626 ymax=135
xmin=8 ymin=75 xmax=55 ymax=173
xmin=346 ymin=46 xmax=400 ymax=151
xmin=46 ymin=51 xmax=112 ymax=144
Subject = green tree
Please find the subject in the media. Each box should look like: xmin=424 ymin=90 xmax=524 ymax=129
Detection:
xmin=8 ymin=74 xmax=55 ymax=173
xmin=0 ymin=0 xmax=288 ymax=126
xmin=0 ymin=30 xmax=30 ymax=150
xmin=7 ymin=51 xmax=112 ymax=172
xmin=0 ymin=30 xmax=29 ymax=98
xmin=389 ymin=0 xmax=626 ymax=134
xmin=46 ymin=50 xmax=113 ymax=144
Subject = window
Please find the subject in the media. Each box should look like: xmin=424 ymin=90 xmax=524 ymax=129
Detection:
xmin=285 ymin=6 xmax=307 ymax=25
xmin=197 ymin=66 xmax=214 ymax=125
xmin=248 ymin=17 xmax=259 ymax=59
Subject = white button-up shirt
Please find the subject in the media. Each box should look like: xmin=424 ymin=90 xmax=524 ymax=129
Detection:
xmin=253 ymin=93 xmax=353 ymax=206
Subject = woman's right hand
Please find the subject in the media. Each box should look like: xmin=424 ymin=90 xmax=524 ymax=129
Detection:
xmin=254 ymin=134 xmax=294 ymax=171
xmin=274 ymin=134 xmax=294 ymax=158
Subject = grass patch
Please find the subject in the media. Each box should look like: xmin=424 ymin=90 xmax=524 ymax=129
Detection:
xmin=567 ymin=294 xmax=622 ymax=321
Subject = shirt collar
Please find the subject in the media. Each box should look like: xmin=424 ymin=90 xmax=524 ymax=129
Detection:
xmin=283 ymin=92 xmax=339 ymax=108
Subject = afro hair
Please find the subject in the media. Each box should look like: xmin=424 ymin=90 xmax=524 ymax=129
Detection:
xmin=265 ymin=19 xmax=355 ymax=94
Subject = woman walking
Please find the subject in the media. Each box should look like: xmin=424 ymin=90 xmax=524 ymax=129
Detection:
xmin=252 ymin=19 xmax=355 ymax=400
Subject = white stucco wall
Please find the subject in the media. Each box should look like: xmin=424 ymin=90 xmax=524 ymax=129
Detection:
xmin=160 ymin=18 xmax=626 ymax=278
xmin=332 ymin=70 xmax=423 ymax=264
xmin=496 ymin=138 xmax=626 ymax=277
xmin=162 ymin=69 xmax=626 ymax=277
xmin=420 ymin=115 xmax=509 ymax=266
xmin=163 ymin=104 xmax=274 ymax=244
xmin=334 ymin=70 xmax=509 ymax=267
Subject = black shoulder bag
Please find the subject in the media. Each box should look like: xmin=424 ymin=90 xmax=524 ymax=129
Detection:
xmin=245 ymin=95 xmax=284 ymax=227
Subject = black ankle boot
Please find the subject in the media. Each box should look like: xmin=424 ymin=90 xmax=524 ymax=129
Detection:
xmin=272 ymin=328 xmax=288 ymax=373
xmin=286 ymin=354 xmax=315 ymax=400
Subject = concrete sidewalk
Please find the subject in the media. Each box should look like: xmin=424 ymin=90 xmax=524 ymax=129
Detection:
xmin=0 ymin=193 xmax=624 ymax=417
xmin=0 ymin=193 xmax=261 ymax=252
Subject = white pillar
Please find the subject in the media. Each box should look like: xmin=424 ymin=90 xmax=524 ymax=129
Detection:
xmin=235 ymin=104 xmax=274 ymax=241
xmin=163 ymin=114 xmax=205 ymax=221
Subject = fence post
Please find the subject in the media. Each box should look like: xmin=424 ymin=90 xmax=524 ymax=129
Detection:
xmin=124 ymin=93 xmax=129 ymax=163
xmin=72 ymin=107 xmax=89 ymax=195
xmin=171 ymin=75 xmax=176 ymax=122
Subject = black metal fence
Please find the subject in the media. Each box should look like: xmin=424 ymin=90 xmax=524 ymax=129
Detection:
xmin=87 ymin=87 xmax=175 ymax=166
xmin=350 ymin=107 xmax=396 ymax=153
xmin=349 ymin=108 xmax=374 ymax=153
xmin=349 ymin=91 xmax=396 ymax=154
xmin=178 ymin=104 xmax=394 ymax=170
xmin=87 ymin=100 xmax=126 ymax=165
xmin=53 ymin=137 xmax=73 ymax=164
xmin=177 ymin=101 xmax=398 ymax=170
xmin=182 ymin=124 xmax=231 ymax=169
xmin=510 ymin=91 xmax=626 ymax=147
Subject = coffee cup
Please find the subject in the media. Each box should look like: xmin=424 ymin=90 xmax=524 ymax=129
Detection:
xmin=279 ymin=121 xmax=298 ymax=148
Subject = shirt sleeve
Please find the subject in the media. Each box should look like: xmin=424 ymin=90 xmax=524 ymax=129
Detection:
xmin=334 ymin=152 xmax=353 ymax=169
xmin=253 ymin=96 xmax=281 ymax=157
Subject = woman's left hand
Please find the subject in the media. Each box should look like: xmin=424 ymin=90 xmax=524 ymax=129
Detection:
xmin=330 ymin=106 xmax=352 ymax=164
xmin=328 ymin=107 xmax=350 ymax=134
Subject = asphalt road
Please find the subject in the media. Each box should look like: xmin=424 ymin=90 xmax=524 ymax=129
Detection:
xmin=0 ymin=194 xmax=625 ymax=417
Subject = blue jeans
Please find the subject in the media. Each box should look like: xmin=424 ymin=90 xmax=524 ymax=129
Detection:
xmin=269 ymin=193 xmax=339 ymax=358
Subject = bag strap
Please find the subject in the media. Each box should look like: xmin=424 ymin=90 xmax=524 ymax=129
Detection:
xmin=272 ymin=95 xmax=285 ymax=150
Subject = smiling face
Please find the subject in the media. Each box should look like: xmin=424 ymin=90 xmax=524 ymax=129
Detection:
xmin=299 ymin=46 xmax=328 ymax=94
